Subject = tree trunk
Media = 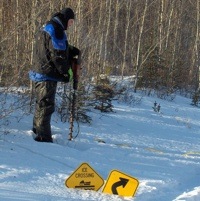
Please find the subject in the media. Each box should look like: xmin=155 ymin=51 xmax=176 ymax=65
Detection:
xmin=133 ymin=0 xmax=148 ymax=92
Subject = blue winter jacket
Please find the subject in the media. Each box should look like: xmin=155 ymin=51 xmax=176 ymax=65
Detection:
xmin=29 ymin=17 xmax=70 ymax=83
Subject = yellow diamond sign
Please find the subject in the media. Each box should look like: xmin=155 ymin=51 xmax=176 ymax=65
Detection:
xmin=102 ymin=170 xmax=139 ymax=197
xmin=65 ymin=163 xmax=104 ymax=191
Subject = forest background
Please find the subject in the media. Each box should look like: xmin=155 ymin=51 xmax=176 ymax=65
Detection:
xmin=0 ymin=0 xmax=200 ymax=118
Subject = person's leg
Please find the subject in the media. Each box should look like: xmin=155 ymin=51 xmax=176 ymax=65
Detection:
xmin=33 ymin=81 xmax=57 ymax=142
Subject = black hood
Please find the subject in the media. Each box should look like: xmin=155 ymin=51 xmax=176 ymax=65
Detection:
xmin=51 ymin=8 xmax=75 ymax=30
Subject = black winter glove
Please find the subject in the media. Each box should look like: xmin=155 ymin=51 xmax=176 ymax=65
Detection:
xmin=68 ymin=45 xmax=81 ymax=62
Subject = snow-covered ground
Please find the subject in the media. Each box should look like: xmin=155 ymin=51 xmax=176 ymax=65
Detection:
xmin=0 ymin=92 xmax=200 ymax=201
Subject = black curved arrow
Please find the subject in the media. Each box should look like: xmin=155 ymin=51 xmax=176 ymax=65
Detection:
xmin=111 ymin=177 xmax=129 ymax=195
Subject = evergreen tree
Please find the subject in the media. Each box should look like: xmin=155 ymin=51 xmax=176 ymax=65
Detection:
xmin=92 ymin=76 xmax=115 ymax=113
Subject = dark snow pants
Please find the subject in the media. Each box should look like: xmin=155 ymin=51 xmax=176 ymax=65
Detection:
xmin=33 ymin=81 xmax=57 ymax=139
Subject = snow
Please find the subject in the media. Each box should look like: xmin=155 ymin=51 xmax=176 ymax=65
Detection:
xmin=0 ymin=92 xmax=200 ymax=201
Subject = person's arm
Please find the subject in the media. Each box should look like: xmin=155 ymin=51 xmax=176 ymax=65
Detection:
xmin=47 ymin=34 xmax=70 ymax=75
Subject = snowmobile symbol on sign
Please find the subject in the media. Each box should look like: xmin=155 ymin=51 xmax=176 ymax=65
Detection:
xmin=75 ymin=180 xmax=95 ymax=189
